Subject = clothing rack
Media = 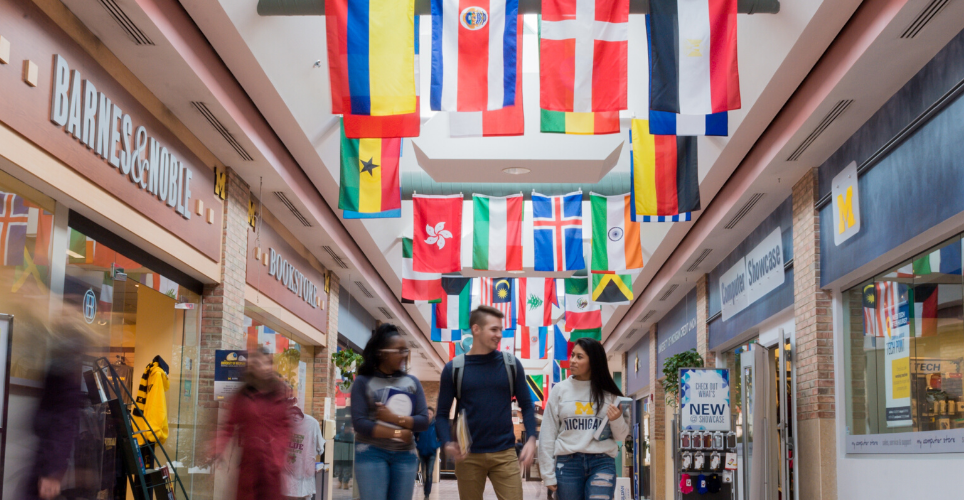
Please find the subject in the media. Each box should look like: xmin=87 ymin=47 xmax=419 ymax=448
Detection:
xmin=85 ymin=357 xmax=188 ymax=500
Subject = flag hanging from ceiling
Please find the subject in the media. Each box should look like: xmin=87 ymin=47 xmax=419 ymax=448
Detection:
xmin=637 ymin=213 xmax=693 ymax=223
xmin=630 ymin=119 xmax=700 ymax=219
xmin=540 ymin=109 xmax=621 ymax=135
xmin=449 ymin=340 xmax=466 ymax=360
xmin=401 ymin=237 xmax=443 ymax=303
xmin=592 ymin=271 xmax=633 ymax=304
xmin=570 ymin=328 xmax=601 ymax=341
xmin=539 ymin=326 xmax=550 ymax=359
xmin=553 ymin=325 xmax=571 ymax=368
xmin=527 ymin=374 xmax=545 ymax=407
xmin=430 ymin=0 xmax=519 ymax=112
xmin=532 ymin=191 xmax=586 ymax=272
xmin=473 ymin=194 xmax=524 ymax=271
xmin=590 ymin=192 xmax=643 ymax=272
xmin=338 ymin=121 xmax=402 ymax=217
xmin=519 ymin=326 xmax=537 ymax=358
xmin=481 ymin=277 xmax=517 ymax=330
xmin=435 ymin=277 xmax=473 ymax=330
xmin=326 ymin=0 xmax=416 ymax=116
xmin=565 ymin=277 xmax=602 ymax=330
xmin=431 ymin=307 xmax=463 ymax=341
xmin=540 ymin=0 xmax=629 ymax=112
xmin=413 ymin=194 xmax=463 ymax=273
xmin=519 ymin=277 xmax=557 ymax=327
xmin=649 ymin=110 xmax=728 ymax=136
xmin=647 ymin=0 xmax=740 ymax=115
xmin=449 ymin=15 xmax=524 ymax=137
xmin=342 ymin=16 xmax=421 ymax=138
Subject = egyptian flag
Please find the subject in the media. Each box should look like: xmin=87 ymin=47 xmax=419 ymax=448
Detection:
xmin=647 ymin=0 xmax=740 ymax=115
xmin=338 ymin=121 xmax=402 ymax=218
xmin=630 ymin=119 xmax=700 ymax=219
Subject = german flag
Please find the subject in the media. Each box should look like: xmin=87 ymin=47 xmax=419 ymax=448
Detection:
xmin=630 ymin=119 xmax=700 ymax=218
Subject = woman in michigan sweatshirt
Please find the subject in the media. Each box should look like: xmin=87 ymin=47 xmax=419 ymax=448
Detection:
xmin=539 ymin=338 xmax=629 ymax=500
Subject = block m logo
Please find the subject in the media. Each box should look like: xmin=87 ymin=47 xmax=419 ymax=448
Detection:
xmin=837 ymin=186 xmax=856 ymax=234
xmin=574 ymin=402 xmax=595 ymax=415
xmin=214 ymin=166 xmax=227 ymax=200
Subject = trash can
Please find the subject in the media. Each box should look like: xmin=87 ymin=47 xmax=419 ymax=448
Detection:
xmin=315 ymin=462 xmax=329 ymax=500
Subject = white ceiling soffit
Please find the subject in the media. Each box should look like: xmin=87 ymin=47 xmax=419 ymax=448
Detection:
xmin=179 ymin=0 xmax=856 ymax=347
xmin=57 ymin=0 xmax=444 ymax=370
xmin=605 ymin=0 xmax=964 ymax=349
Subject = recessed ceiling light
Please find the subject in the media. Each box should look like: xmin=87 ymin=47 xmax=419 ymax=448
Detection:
xmin=502 ymin=167 xmax=530 ymax=175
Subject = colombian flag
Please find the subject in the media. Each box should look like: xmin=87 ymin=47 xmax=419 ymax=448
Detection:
xmin=540 ymin=109 xmax=620 ymax=135
xmin=630 ymin=119 xmax=700 ymax=219
xmin=326 ymin=0 xmax=416 ymax=116
xmin=338 ymin=120 xmax=401 ymax=217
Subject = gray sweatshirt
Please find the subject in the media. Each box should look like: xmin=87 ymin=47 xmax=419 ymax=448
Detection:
xmin=537 ymin=377 xmax=630 ymax=486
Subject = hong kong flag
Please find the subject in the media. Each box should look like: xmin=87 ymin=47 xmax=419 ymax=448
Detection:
xmin=413 ymin=194 xmax=464 ymax=273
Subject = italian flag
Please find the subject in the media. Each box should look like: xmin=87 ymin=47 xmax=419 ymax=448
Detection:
xmin=541 ymin=109 xmax=620 ymax=135
xmin=472 ymin=194 xmax=524 ymax=271
xmin=565 ymin=277 xmax=602 ymax=330
xmin=402 ymin=237 xmax=443 ymax=303
xmin=590 ymin=192 xmax=644 ymax=272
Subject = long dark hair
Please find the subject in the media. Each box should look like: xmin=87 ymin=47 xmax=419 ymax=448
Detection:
xmin=575 ymin=337 xmax=624 ymax=412
xmin=357 ymin=323 xmax=402 ymax=376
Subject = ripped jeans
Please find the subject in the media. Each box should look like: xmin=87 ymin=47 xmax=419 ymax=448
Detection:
xmin=554 ymin=453 xmax=617 ymax=500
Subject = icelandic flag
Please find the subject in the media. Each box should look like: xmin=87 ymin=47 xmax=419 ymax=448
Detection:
xmin=647 ymin=0 xmax=740 ymax=115
xmin=431 ymin=0 xmax=519 ymax=111
xmin=649 ymin=110 xmax=728 ymax=136
xmin=0 ymin=192 xmax=29 ymax=266
xmin=431 ymin=307 xmax=463 ymax=342
xmin=532 ymin=192 xmax=586 ymax=272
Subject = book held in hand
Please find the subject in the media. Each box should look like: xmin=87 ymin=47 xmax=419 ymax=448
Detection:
xmin=380 ymin=388 xmax=415 ymax=437
xmin=593 ymin=397 xmax=633 ymax=441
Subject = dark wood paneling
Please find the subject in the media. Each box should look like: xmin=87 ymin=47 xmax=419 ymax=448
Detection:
xmin=0 ymin=0 xmax=222 ymax=261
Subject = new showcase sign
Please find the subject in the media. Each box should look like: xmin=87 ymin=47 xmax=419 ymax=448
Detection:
xmin=720 ymin=228 xmax=785 ymax=321
xmin=680 ymin=368 xmax=731 ymax=432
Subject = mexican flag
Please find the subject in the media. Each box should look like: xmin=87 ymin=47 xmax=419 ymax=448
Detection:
xmin=565 ymin=277 xmax=602 ymax=330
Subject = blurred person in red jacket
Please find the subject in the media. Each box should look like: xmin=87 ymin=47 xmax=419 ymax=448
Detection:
xmin=214 ymin=347 xmax=291 ymax=500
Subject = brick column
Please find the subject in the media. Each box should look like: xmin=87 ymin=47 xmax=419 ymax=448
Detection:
xmin=791 ymin=168 xmax=837 ymax=500
xmin=197 ymin=168 xmax=250 ymax=500
xmin=421 ymin=381 xmax=441 ymax=409
xmin=695 ymin=274 xmax=715 ymax=368
xmin=311 ymin=272 xmax=341 ymax=422
xmin=649 ymin=323 xmax=668 ymax=500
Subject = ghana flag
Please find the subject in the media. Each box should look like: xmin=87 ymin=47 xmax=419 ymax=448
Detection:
xmin=338 ymin=119 xmax=401 ymax=218
xmin=541 ymin=109 xmax=620 ymax=135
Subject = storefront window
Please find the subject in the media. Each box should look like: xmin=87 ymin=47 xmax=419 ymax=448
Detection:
xmin=332 ymin=342 xmax=356 ymax=499
xmin=844 ymin=236 xmax=964 ymax=435
xmin=243 ymin=315 xmax=314 ymax=410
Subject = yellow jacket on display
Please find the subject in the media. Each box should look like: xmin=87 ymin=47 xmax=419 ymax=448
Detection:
xmin=132 ymin=358 xmax=170 ymax=445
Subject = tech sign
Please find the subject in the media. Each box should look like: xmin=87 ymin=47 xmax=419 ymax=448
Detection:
xmin=680 ymin=368 xmax=731 ymax=432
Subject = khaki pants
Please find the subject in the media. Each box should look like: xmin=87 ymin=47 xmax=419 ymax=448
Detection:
xmin=454 ymin=448 xmax=523 ymax=500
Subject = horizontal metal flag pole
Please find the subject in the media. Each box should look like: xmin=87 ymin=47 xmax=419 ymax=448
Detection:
xmin=400 ymin=172 xmax=631 ymax=201
xmin=258 ymin=0 xmax=780 ymax=16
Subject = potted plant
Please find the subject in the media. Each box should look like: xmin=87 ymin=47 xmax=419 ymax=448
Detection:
xmin=661 ymin=348 xmax=704 ymax=407
xmin=331 ymin=349 xmax=363 ymax=392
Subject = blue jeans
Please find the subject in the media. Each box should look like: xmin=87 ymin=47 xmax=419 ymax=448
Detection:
xmin=418 ymin=453 xmax=435 ymax=495
xmin=555 ymin=453 xmax=617 ymax=500
xmin=355 ymin=443 xmax=418 ymax=500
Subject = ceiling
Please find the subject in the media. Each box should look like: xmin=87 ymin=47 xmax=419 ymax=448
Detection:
xmin=55 ymin=0 xmax=964 ymax=378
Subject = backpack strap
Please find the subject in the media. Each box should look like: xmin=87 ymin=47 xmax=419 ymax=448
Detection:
xmin=502 ymin=351 xmax=516 ymax=398
xmin=452 ymin=354 xmax=466 ymax=401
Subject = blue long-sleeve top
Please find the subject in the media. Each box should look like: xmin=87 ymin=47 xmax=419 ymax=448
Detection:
xmin=350 ymin=370 xmax=429 ymax=451
xmin=436 ymin=351 xmax=537 ymax=454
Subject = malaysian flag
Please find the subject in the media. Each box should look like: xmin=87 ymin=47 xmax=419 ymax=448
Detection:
xmin=862 ymin=283 xmax=879 ymax=337
xmin=480 ymin=277 xmax=517 ymax=331
xmin=871 ymin=281 xmax=907 ymax=338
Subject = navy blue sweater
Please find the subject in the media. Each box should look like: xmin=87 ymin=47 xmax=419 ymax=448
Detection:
xmin=436 ymin=351 xmax=537 ymax=454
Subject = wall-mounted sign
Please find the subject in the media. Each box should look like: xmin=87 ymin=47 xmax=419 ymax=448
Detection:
xmin=214 ymin=350 xmax=246 ymax=400
xmin=680 ymin=368 xmax=731 ymax=431
xmin=83 ymin=289 xmax=96 ymax=324
xmin=247 ymin=210 xmax=329 ymax=332
xmin=846 ymin=428 xmax=964 ymax=454
xmin=656 ymin=288 xmax=698 ymax=370
xmin=831 ymin=161 xmax=861 ymax=246
xmin=0 ymin=0 xmax=222 ymax=261
xmin=720 ymin=228 xmax=785 ymax=321
xmin=50 ymin=55 xmax=194 ymax=220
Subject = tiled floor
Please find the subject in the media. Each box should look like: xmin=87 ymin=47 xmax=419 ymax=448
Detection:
xmin=330 ymin=478 xmax=549 ymax=500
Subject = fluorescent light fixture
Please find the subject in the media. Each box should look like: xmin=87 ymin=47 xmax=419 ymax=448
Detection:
xmin=502 ymin=167 xmax=531 ymax=175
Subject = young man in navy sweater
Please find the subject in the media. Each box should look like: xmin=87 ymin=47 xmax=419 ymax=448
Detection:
xmin=436 ymin=306 xmax=538 ymax=500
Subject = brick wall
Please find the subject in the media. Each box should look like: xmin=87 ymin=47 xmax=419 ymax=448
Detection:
xmin=847 ymin=288 xmax=868 ymax=434
xmin=311 ymin=272 xmax=340 ymax=422
xmin=695 ymin=274 xmax=715 ymax=368
xmin=792 ymin=168 xmax=836 ymax=420
xmin=649 ymin=323 xmax=664 ymax=440
xmin=421 ymin=381 xmax=440 ymax=410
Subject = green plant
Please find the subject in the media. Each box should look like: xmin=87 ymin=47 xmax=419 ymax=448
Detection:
xmin=331 ymin=349 xmax=363 ymax=392
xmin=661 ymin=348 xmax=704 ymax=407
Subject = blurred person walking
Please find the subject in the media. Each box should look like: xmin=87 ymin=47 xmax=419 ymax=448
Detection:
xmin=214 ymin=347 xmax=291 ymax=500
xmin=24 ymin=318 xmax=90 ymax=500
xmin=350 ymin=324 xmax=429 ymax=500
xmin=436 ymin=306 xmax=538 ymax=500
xmin=538 ymin=338 xmax=627 ymax=500
xmin=414 ymin=407 xmax=441 ymax=499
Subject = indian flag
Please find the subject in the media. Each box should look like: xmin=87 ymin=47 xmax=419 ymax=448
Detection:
xmin=541 ymin=109 xmax=620 ymax=135
xmin=472 ymin=194 xmax=524 ymax=271
xmin=402 ymin=237 xmax=443 ymax=303
xmin=590 ymin=192 xmax=644 ymax=272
